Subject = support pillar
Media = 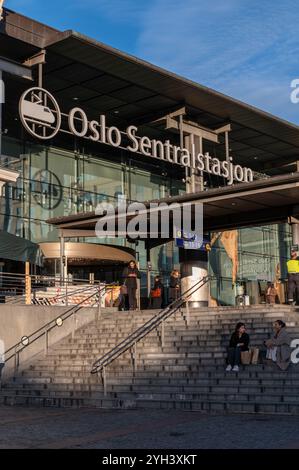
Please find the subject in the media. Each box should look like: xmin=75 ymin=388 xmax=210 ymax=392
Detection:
xmin=292 ymin=223 xmax=299 ymax=249
xmin=180 ymin=249 xmax=209 ymax=307
xmin=180 ymin=132 xmax=209 ymax=306
xmin=59 ymin=232 xmax=65 ymax=286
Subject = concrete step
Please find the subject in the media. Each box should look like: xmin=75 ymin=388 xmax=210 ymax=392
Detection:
xmin=1 ymin=392 xmax=299 ymax=415
xmin=4 ymin=381 xmax=299 ymax=398
xmin=2 ymin=305 xmax=299 ymax=414
xmin=3 ymin=387 xmax=299 ymax=404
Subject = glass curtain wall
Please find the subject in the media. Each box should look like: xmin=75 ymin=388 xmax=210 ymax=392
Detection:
xmin=209 ymin=225 xmax=292 ymax=305
xmin=1 ymin=135 xmax=293 ymax=304
xmin=0 ymin=136 xmax=184 ymax=285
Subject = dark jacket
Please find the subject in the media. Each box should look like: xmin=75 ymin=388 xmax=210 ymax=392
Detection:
xmin=229 ymin=332 xmax=250 ymax=351
xmin=123 ymin=267 xmax=141 ymax=289
xmin=169 ymin=275 xmax=180 ymax=289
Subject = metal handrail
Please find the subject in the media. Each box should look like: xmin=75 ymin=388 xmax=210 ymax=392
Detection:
xmin=90 ymin=276 xmax=210 ymax=379
xmin=32 ymin=283 xmax=103 ymax=304
xmin=0 ymin=276 xmax=96 ymax=305
xmin=3 ymin=283 xmax=116 ymax=371
xmin=0 ymin=272 xmax=108 ymax=305
xmin=0 ymin=272 xmax=103 ymax=286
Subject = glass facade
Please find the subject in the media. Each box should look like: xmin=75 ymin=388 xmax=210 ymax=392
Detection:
xmin=0 ymin=133 xmax=293 ymax=305
xmin=0 ymin=135 xmax=184 ymax=291
xmin=209 ymin=225 xmax=292 ymax=305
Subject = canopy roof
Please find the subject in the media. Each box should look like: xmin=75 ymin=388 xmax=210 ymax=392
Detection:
xmin=0 ymin=230 xmax=43 ymax=265
xmin=47 ymin=173 xmax=299 ymax=247
xmin=40 ymin=242 xmax=135 ymax=264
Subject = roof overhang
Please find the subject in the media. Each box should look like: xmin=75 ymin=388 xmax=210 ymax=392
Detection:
xmin=42 ymin=31 xmax=299 ymax=161
xmin=47 ymin=173 xmax=299 ymax=246
xmin=40 ymin=242 xmax=135 ymax=263
xmin=0 ymin=165 xmax=19 ymax=192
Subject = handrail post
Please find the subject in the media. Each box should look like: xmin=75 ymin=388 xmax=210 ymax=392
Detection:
xmin=131 ymin=342 xmax=137 ymax=372
xmin=44 ymin=329 xmax=49 ymax=355
xmin=186 ymin=298 xmax=190 ymax=326
xmin=72 ymin=314 xmax=76 ymax=340
xmin=161 ymin=320 xmax=165 ymax=348
xmin=95 ymin=286 xmax=101 ymax=323
xmin=65 ymin=281 xmax=68 ymax=307
xmin=14 ymin=346 xmax=18 ymax=373
xmin=134 ymin=342 xmax=137 ymax=372
xmin=102 ymin=366 xmax=107 ymax=396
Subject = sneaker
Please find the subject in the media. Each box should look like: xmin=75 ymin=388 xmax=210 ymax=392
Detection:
xmin=225 ymin=365 xmax=232 ymax=372
xmin=232 ymin=365 xmax=239 ymax=372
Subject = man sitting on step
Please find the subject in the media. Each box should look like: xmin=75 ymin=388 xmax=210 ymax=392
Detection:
xmin=226 ymin=322 xmax=250 ymax=373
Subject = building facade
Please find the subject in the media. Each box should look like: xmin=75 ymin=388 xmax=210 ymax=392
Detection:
xmin=0 ymin=7 xmax=298 ymax=305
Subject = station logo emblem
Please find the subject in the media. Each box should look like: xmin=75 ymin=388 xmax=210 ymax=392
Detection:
xmin=19 ymin=87 xmax=61 ymax=140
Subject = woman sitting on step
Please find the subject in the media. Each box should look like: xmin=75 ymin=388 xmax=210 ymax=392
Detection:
xmin=226 ymin=322 xmax=250 ymax=372
xmin=264 ymin=320 xmax=292 ymax=371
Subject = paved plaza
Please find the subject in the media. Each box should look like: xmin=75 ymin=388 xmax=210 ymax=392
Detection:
xmin=0 ymin=407 xmax=299 ymax=449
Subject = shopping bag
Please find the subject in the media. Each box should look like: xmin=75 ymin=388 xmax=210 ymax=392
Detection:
xmin=121 ymin=284 xmax=128 ymax=295
xmin=251 ymin=347 xmax=260 ymax=364
xmin=151 ymin=287 xmax=161 ymax=298
xmin=241 ymin=350 xmax=252 ymax=365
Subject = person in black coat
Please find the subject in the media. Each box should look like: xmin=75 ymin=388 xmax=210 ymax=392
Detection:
xmin=226 ymin=322 xmax=250 ymax=372
xmin=122 ymin=260 xmax=141 ymax=310
xmin=169 ymin=270 xmax=180 ymax=303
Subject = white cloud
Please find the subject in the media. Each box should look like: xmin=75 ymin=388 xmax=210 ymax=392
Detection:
xmin=6 ymin=0 xmax=299 ymax=122
xmin=135 ymin=0 xmax=299 ymax=123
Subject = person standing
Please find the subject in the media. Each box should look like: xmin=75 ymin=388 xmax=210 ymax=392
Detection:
xmin=286 ymin=250 xmax=299 ymax=305
xmin=266 ymin=282 xmax=278 ymax=304
xmin=226 ymin=322 xmax=250 ymax=372
xmin=122 ymin=260 xmax=141 ymax=310
xmin=117 ymin=284 xmax=129 ymax=311
xmin=169 ymin=270 xmax=180 ymax=303
xmin=150 ymin=275 xmax=164 ymax=309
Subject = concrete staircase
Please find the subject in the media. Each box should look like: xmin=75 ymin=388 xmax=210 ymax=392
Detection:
xmin=1 ymin=305 xmax=299 ymax=414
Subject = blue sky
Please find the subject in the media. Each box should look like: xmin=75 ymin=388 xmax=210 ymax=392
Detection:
xmin=6 ymin=0 xmax=299 ymax=124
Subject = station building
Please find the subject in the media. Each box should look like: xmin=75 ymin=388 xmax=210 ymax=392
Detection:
xmin=1 ymin=6 xmax=299 ymax=306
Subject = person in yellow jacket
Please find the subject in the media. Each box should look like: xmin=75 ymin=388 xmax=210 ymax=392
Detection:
xmin=287 ymin=250 xmax=299 ymax=305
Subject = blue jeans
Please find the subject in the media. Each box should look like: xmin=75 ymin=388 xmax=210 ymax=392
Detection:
xmin=227 ymin=347 xmax=241 ymax=366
